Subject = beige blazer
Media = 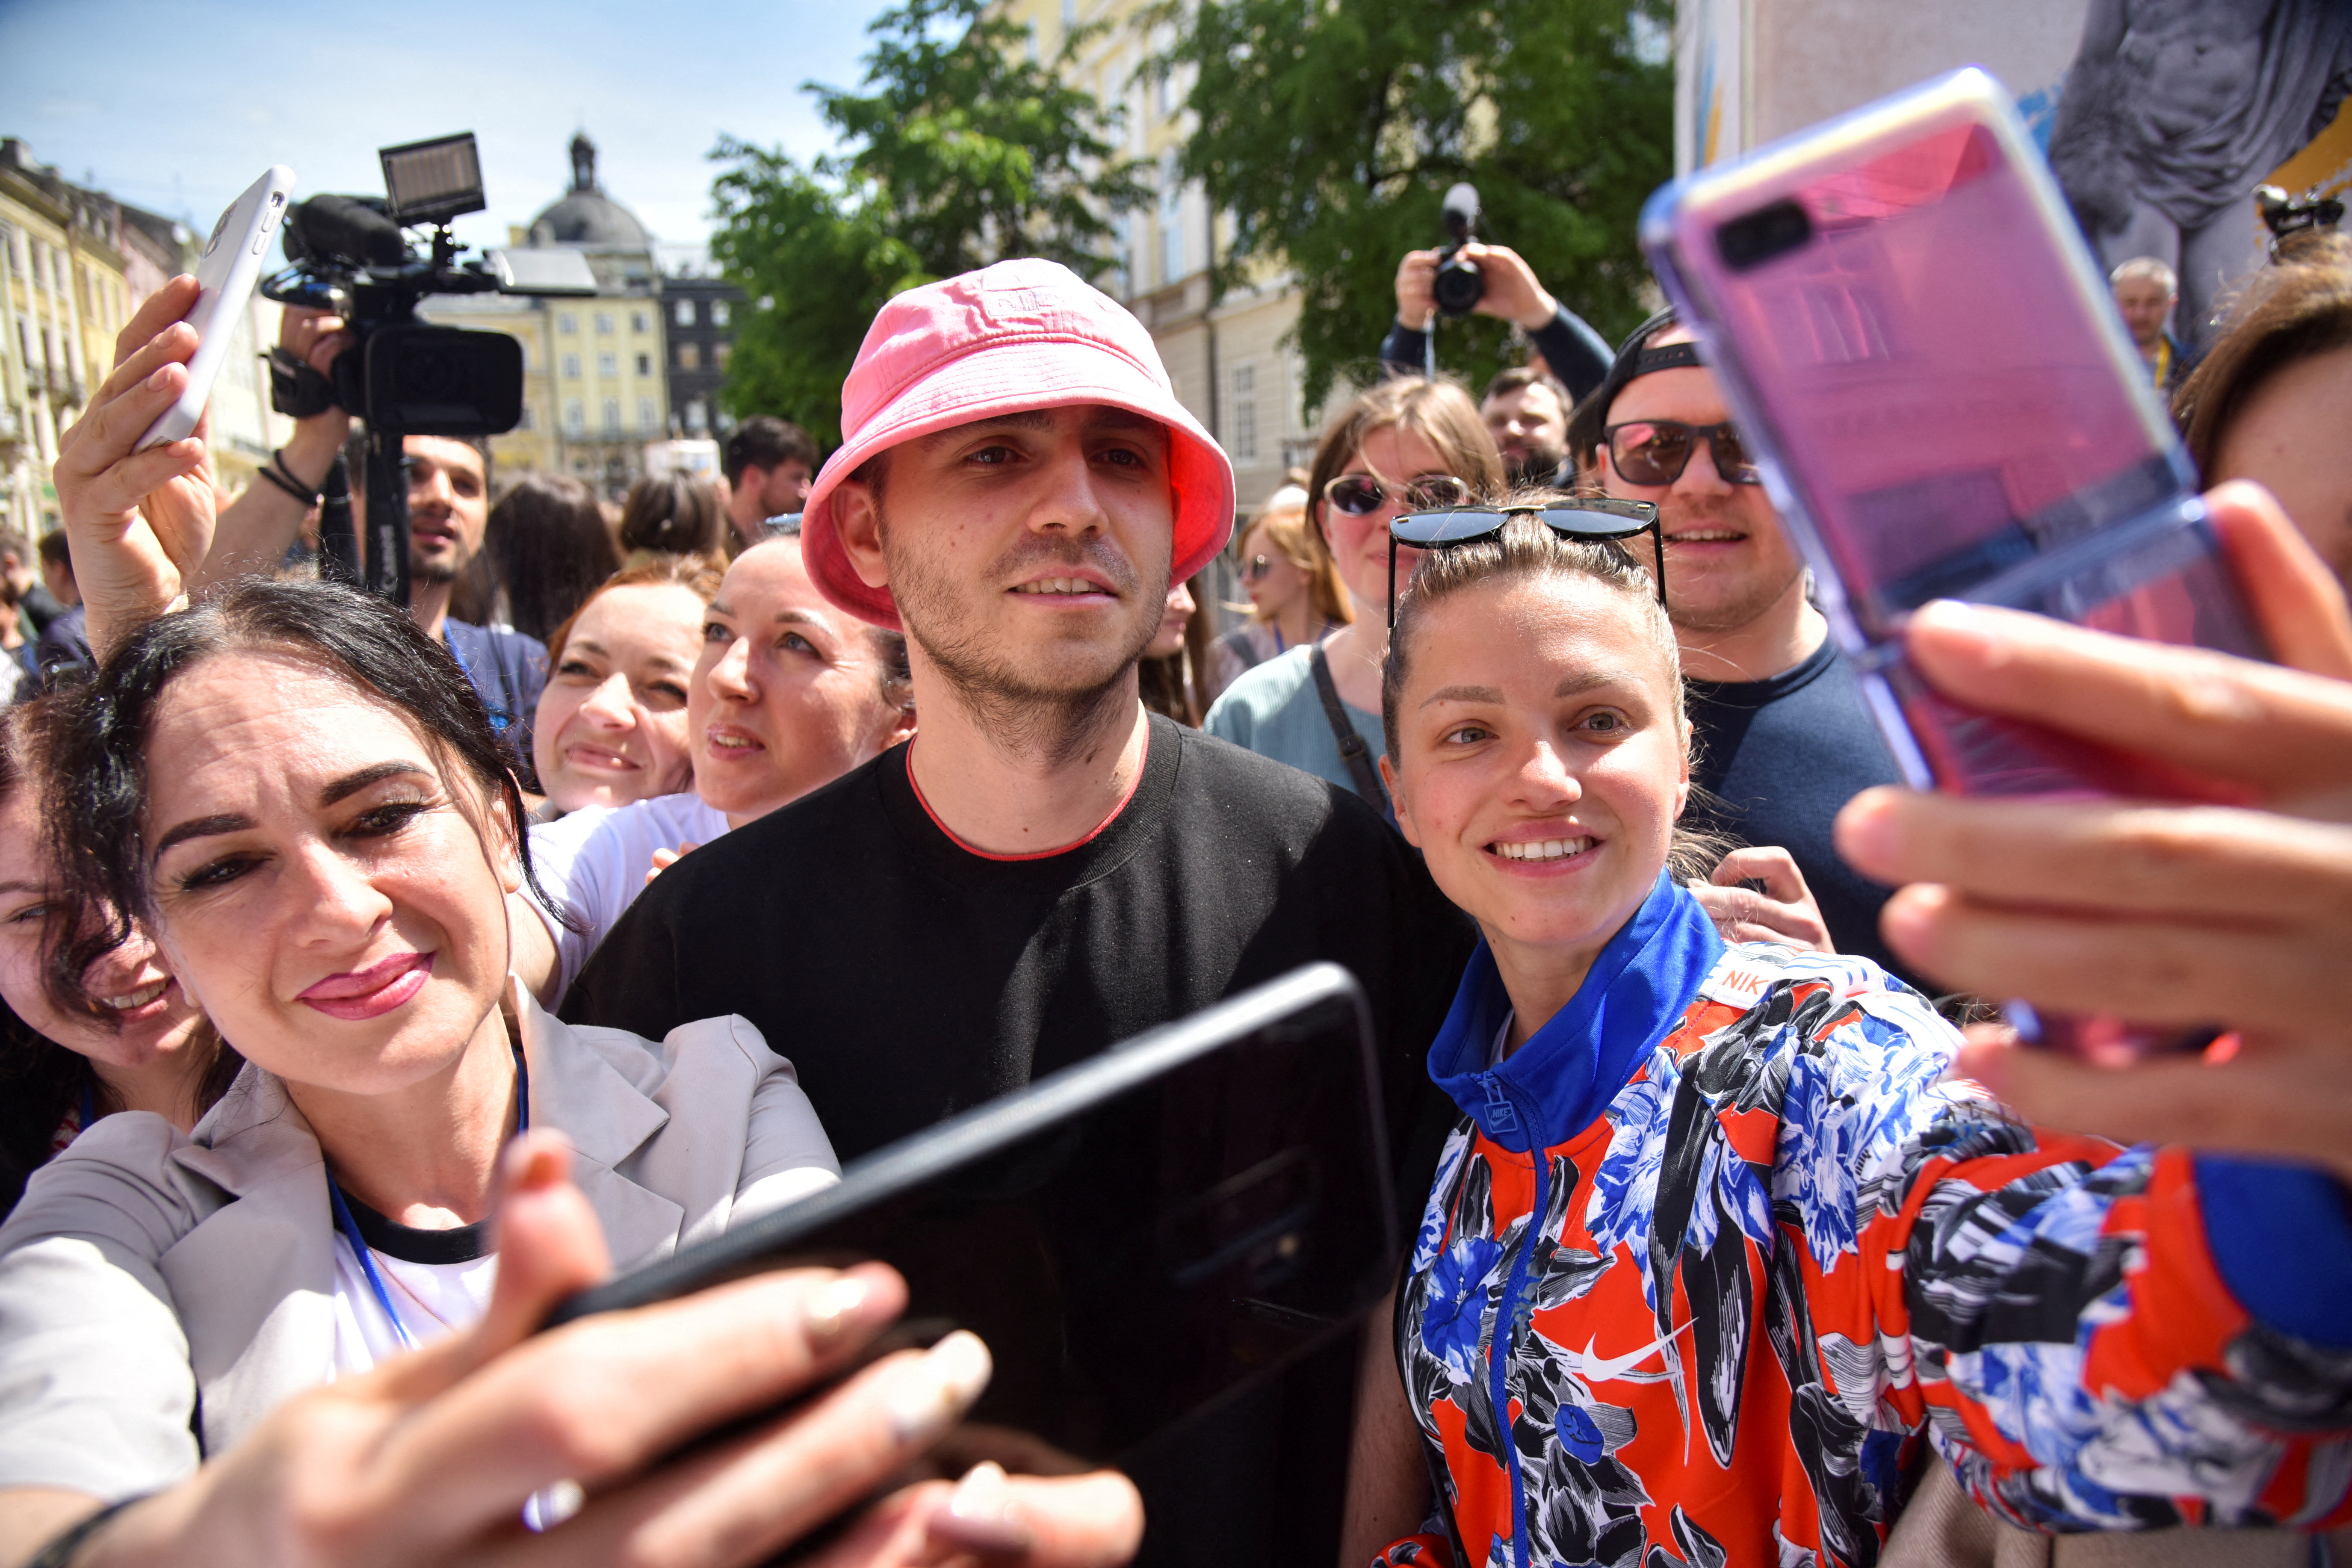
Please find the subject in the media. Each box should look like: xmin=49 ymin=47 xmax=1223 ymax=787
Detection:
xmin=0 ymin=983 xmax=838 ymax=1502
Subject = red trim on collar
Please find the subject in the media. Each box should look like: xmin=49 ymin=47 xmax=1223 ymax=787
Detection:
xmin=904 ymin=730 xmax=1149 ymax=862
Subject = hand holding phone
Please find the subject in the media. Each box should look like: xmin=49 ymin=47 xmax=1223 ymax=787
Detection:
xmin=136 ymin=165 xmax=295 ymax=452
xmin=1640 ymin=70 xmax=2272 ymax=1054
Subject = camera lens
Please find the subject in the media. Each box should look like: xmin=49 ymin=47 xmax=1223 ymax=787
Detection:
xmin=1433 ymin=254 xmax=1484 ymax=317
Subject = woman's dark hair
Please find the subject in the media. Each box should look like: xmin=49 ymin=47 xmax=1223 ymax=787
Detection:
xmin=618 ymin=473 xmax=725 ymax=558
xmin=1138 ymin=572 xmax=1217 ymax=726
xmin=44 ymin=579 xmax=558 ymax=1022
xmin=0 ymin=701 xmax=236 ymax=1214
xmin=455 ymin=474 xmax=621 ymax=642
xmin=1381 ymin=496 xmax=1728 ymax=882
xmin=2173 ymin=232 xmax=2352 ymax=481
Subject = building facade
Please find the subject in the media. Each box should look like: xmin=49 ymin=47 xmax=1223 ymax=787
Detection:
xmin=425 ymin=133 xmax=672 ymax=499
xmin=0 ymin=139 xmax=128 ymax=545
xmin=985 ymin=0 xmax=1322 ymax=519
xmin=662 ymin=267 xmax=743 ymax=441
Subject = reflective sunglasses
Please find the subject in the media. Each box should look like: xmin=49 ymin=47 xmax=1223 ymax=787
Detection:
xmin=1241 ymin=552 xmax=1277 ymax=582
xmin=1602 ymin=419 xmax=1762 ymax=487
xmin=1323 ymin=472 xmax=1473 ymax=517
xmin=1387 ymin=499 xmax=1666 ymax=625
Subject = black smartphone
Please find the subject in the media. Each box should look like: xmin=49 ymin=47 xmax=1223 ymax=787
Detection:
xmin=544 ymin=962 xmax=1399 ymax=1467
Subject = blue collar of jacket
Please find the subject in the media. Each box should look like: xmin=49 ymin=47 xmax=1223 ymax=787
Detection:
xmin=1428 ymin=872 xmax=1725 ymax=1152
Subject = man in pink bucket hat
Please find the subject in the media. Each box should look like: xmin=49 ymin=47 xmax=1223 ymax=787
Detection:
xmin=565 ymin=260 xmax=1472 ymax=1562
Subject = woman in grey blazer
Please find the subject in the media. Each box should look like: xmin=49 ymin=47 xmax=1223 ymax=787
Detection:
xmin=0 ymin=579 xmax=851 ymax=1546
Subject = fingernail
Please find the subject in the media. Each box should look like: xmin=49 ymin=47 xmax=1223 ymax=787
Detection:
xmin=147 ymin=365 xmax=172 ymax=390
xmin=931 ymin=1461 xmax=1033 ymax=1556
xmin=1832 ymin=790 xmax=1899 ymax=870
xmin=1909 ymin=599 xmax=1996 ymax=657
xmin=800 ymin=1275 xmax=871 ymax=1349
xmin=886 ymin=1329 xmax=992 ymax=1444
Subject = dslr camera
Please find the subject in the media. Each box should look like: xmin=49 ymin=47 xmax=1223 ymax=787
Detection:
xmin=264 ymin=133 xmax=594 ymax=605
xmin=1432 ymin=183 xmax=1485 ymax=318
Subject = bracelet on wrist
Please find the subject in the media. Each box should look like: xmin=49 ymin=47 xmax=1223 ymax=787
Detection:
xmin=26 ymin=1494 xmax=151 ymax=1568
xmin=272 ymin=447 xmax=324 ymax=499
xmin=255 ymin=464 xmax=312 ymax=505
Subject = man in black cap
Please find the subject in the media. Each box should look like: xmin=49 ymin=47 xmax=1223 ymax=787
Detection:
xmin=1567 ymin=311 xmax=1914 ymax=980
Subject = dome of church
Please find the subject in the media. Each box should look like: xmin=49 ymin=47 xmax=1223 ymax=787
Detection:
xmin=527 ymin=133 xmax=651 ymax=248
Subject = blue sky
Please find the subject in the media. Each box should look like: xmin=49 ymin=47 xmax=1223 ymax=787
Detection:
xmin=0 ymin=0 xmax=892 ymax=260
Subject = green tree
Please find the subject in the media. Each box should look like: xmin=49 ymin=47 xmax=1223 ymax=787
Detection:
xmin=712 ymin=0 xmax=1148 ymax=443
xmin=1161 ymin=0 xmax=1672 ymax=413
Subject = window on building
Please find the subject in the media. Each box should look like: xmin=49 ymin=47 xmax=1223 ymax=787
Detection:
xmin=674 ymin=300 xmax=694 ymax=327
xmin=638 ymin=398 xmax=658 ymax=433
xmin=1228 ymin=362 xmax=1258 ymax=464
xmin=598 ymin=351 xmax=618 ymax=378
xmin=713 ymin=342 xmax=732 ymax=370
xmin=561 ymin=352 xmax=580 ymax=379
xmin=631 ymin=310 xmax=649 ymax=334
xmin=686 ymin=399 xmax=709 ymax=435
xmin=1062 ymin=0 xmax=1076 ymax=24
xmin=557 ymin=313 xmax=577 ymax=334
xmin=602 ymin=398 xmax=622 ymax=434
xmin=594 ymin=312 xmax=614 ymax=334
xmin=635 ymin=352 xmax=652 ymax=376
xmin=53 ymin=249 xmax=68 ymax=292
xmin=518 ymin=403 xmax=534 ymax=431
xmin=1160 ymin=210 xmax=1184 ymax=288
xmin=564 ymin=399 xmax=585 ymax=436
xmin=677 ymin=342 xmax=700 ymax=370
xmin=711 ymin=300 xmax=730 ymax=327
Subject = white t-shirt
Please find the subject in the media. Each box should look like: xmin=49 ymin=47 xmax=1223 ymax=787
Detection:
xmin=526 ymin=793 xmax=732 ymax=1007
xmin=328 ymin=1233 xmax=497 ymax=1375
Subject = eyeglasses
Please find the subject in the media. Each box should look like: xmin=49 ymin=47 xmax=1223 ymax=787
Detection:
xmin=1387 ymin=499 xmax=1666 ymax=625
xmin=1602 ymin=419 xmax=1762 ymax=487
xmin=1323 ymin=472 xmax=1472 ymax=517
xmin=1241 ymin=553 xmax=1276 ymax=582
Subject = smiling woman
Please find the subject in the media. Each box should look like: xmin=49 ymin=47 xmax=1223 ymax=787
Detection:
xmin=530 ymin=555 xmax=721 ymax=816
xmin=1343 ymin=516 xmax=2352 ymax=1566
xmin=0 ymin=577 xmax=841 ymax=1524
xmin=0 ymin=701 xmax=231 ymax=1216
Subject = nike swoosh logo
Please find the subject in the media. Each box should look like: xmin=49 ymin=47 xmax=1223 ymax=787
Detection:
xmin=1545 ymin=1318 xmax=1694 ymax=1384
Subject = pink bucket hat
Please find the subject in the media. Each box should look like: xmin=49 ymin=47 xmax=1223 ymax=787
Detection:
xmin=800 ymin=258 xmax=1237 ymax=629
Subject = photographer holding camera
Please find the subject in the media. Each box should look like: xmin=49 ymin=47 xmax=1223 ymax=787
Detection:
xmin=194 ymin=304 xmax=546 ymax=755
xmin=1378 ymin=188 xmax=1613 ymax=487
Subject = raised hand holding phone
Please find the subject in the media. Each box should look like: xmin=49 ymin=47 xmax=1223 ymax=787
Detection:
xmin=1640 ymin=69 xmax=2279 ymax=1055
xmin=133 ymin=166 xmax=293 ymax=454
xmin=51 ymin=276 xmax=224 ymax=660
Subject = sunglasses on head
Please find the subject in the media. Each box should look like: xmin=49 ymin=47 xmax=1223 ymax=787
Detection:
xmin=1323 ymin=472 xmax=1472 ymax=517
xmin=1602 ymin=419 xmax=1762 ymax=487
xmin=1387 ymin=499 xmax=1667 ymax=625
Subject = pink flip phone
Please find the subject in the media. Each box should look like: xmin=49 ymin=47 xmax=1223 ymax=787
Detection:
xmin=1640 ymin=69 xmax=2262 ymax=1053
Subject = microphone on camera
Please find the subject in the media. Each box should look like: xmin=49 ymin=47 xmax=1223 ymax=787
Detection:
xmin=287 ymin=195 xmax=410 ymax=268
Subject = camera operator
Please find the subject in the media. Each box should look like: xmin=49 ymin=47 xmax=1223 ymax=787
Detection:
xmin=1380 ymin=243 xmax=1612 ymax=409
xmin=193 ymin=303 xmax=547 ymax=754
xmin=1477 ymin=365 xmax=1572 ymax=487
xmin=1565 ymin=311 xmax=1914 ymax=980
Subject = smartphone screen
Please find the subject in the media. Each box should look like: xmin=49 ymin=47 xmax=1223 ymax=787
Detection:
xmin=545 ymin=963 xmax=1398 ymax=1466
xmin=1642 ymin=70 xmax=2267 ymax=800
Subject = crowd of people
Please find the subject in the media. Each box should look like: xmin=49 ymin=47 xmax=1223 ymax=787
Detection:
xmin=0 ymin=149 xmax=2344 ymax=1568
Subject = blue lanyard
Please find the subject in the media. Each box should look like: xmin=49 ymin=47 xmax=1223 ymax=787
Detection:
xmin=329 ymin=1040 xmax=529 ymax=1353
xmin=440 ymin=630 xmax=514 ymax=733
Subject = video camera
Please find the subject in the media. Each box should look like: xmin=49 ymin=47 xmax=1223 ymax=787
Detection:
xmin=263 ymin=133 xmax=594 ymax=605
xmin=1432 ymin=183 xmax=1485 ymax=317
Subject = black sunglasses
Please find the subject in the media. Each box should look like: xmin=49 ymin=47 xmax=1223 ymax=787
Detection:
xmin=1324 ymin=472 xmax=1472 ymax=517
xmin=1387 ymin=500 xmax=1666 ymax=625
xmin=1602 ymin=419 xmax=1761 ymax=487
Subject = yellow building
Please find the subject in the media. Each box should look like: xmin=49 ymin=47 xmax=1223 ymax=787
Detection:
xmin=0 ymin=138 xmax=134 ymax=543
xmin=987 ymin=0 xmax=1322 ymax=517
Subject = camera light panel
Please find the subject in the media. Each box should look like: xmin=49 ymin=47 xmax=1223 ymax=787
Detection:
xmin=380 ymin=133 xmax=486 ymax=227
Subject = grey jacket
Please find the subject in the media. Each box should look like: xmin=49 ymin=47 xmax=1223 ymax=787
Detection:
xmin=0 ymin=984 xmax=838 ymax=1501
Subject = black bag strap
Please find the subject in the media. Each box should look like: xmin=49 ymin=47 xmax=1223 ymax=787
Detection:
xmin=1309 ymin=641 xmax=1389 ymax=812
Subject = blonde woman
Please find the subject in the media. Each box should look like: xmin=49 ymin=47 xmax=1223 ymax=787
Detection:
xmin=1205 ymin=378 xmax=1504 ymax=807
xmin=1210 ymin=485 xmax=1355 ymax=694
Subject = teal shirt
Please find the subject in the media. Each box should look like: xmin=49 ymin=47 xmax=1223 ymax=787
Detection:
xmin=1203 ymin=644 xmax=1385 ymax=801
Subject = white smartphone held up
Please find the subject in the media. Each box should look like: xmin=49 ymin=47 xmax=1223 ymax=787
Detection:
xmin=135 ymin=165 xmax=297 ymax=452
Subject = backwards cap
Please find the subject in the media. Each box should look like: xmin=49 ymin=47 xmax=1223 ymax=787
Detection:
xmin=1563 ymin=307 xmax=1708 ymax=467
xmin=799 ymin=259 xmax=1237 ymax=630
